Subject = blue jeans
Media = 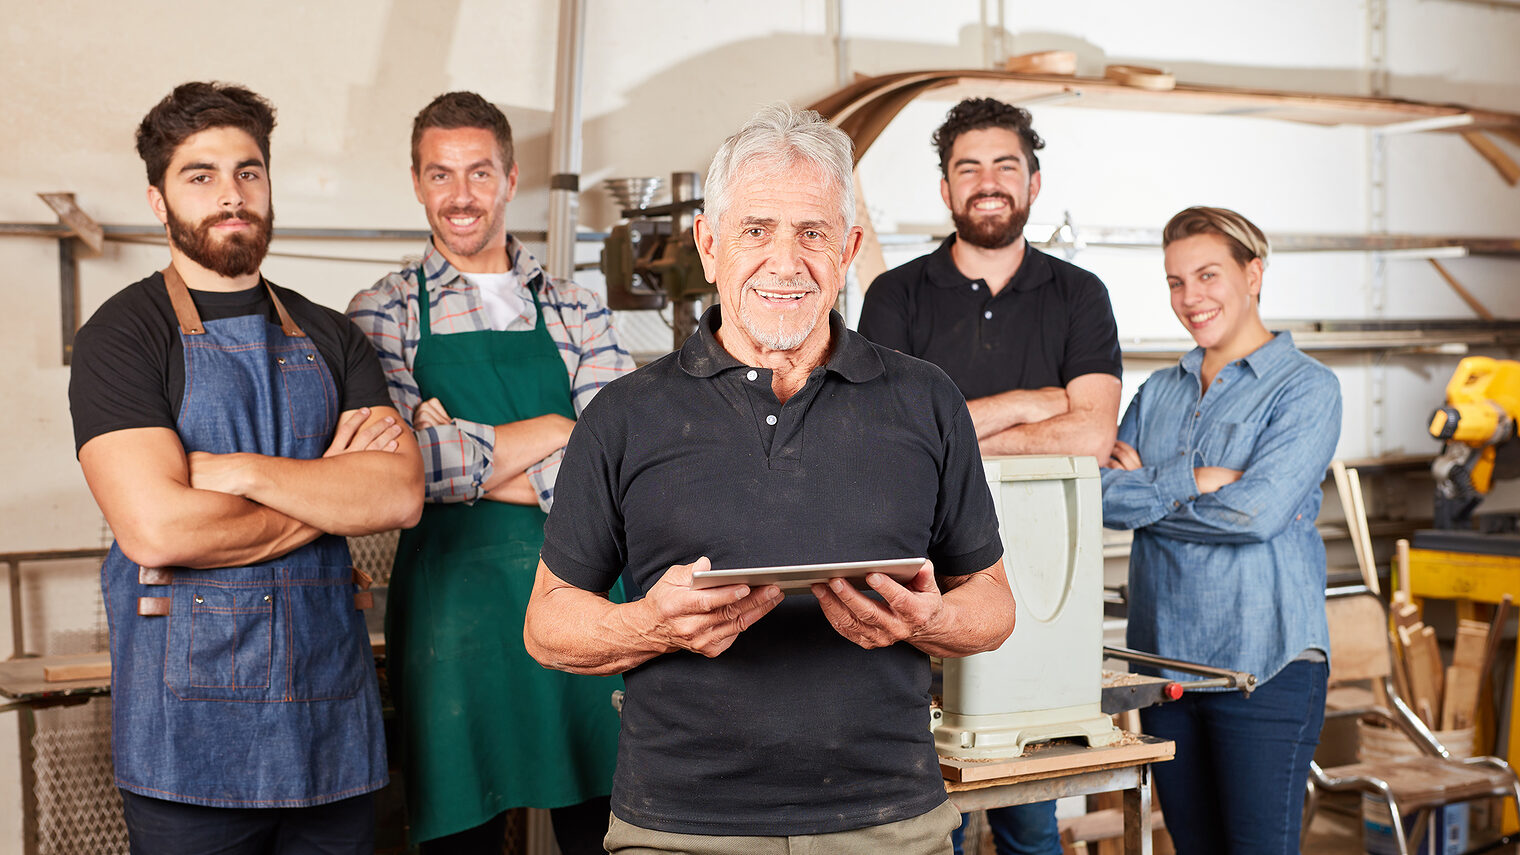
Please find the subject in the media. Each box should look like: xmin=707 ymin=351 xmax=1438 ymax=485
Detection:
xmin=951 ymin=801 xmax=1060 ymax=855
xmin=1139 ymin=658 xmax=1327 ymax=855
xmin=120 ymin=790 xmax=374 ymax=855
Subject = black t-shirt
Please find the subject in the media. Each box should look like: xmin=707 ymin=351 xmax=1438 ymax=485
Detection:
xmin=541 ymin=307 xmax=1003 ymax=837
xmin=69 ymin=271 xmax=390 ymax=452
xmin=858 ymin=238 xmax=1122 ymax=399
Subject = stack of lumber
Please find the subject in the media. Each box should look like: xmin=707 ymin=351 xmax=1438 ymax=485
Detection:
xmin=1389 ymin=539 xmax=1510 ymax=733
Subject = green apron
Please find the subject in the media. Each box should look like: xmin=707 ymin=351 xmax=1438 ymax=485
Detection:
xmin=388 ymin=267 xmax=621 ymax=843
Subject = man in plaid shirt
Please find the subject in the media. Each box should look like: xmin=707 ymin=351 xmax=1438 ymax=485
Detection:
xmin=347 ymin=91 xmax=632 ymax=855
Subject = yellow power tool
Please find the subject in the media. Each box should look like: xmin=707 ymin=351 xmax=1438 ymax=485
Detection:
xmin=1429 ymin=356 xmax=1520 ymax=528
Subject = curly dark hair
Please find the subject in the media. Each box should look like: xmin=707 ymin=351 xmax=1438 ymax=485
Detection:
xmin=932 ymin=97 xmax=1044 ymax=177
xmin=135 ymin=82 xmax=276 ymax=189
xmin=411 ymin=91 xmax=515 ymax=173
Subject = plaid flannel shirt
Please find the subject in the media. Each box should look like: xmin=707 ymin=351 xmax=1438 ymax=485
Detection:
xmin=347 ymin=238 xmax=633 ymax=511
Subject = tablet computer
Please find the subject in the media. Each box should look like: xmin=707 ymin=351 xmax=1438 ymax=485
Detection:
xmin=690 ymin=557 xmax=926 ymax=593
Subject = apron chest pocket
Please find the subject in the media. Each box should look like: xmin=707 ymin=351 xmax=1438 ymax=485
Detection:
xmin=276 ymin=354 xmax=336 ymax=441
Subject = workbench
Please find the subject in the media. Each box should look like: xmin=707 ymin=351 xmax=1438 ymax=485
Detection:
xmin=943 ymin=733 xmax=1174 ymax=855
xmin=0 ymin=653 xmax=113 ymax=855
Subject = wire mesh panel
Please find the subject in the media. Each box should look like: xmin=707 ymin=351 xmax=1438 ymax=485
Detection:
xmin=348 ymin=529 xmax=400 ymax=586
xmin=31 ymin=699 xmax=125 ymax=855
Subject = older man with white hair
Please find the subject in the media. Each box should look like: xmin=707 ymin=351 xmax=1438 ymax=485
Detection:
xmin=524 ymin=103 xmax=1016 ymax=855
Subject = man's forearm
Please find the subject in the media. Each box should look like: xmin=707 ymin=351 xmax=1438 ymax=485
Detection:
xmin=966 ymin=388 xmax=1069 ymax=439
xmin=216 ymin=450 xmax=423 ymax=535
xmin=979 ymin=410 xmax=1118 ymax=459
xmin=484 ymin=472 xmax=539 ymax=505
xmin=479 ymin=414 xmax=575 ymax=493
xmin=909 ymin=567 xmax=1016 ymax=657
xmin=115 ymin=487 xmax=323 ymax=569
xmin=179 ymin=499 xmax=324 ymax=568
xmin=81 ymin=428 xmax=324 ymax=570
xmin=525 ymin=565 xmax=668 ymax=675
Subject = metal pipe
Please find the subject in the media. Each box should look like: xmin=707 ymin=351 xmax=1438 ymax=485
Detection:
xmin=1103 ymin=645 xmax=1257 ymax=694
xmin=669 ymin=172 xmax=704 ymax=348
xmin=546 ymin=0 xmax=587 ymax=280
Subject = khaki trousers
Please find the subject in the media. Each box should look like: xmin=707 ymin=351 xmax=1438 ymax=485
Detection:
xmin=604 ymin=799 xmax=959 ymax=855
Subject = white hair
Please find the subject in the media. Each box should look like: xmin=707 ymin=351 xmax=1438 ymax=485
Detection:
xmin=702 ymin=103 xmax=855 ymax=229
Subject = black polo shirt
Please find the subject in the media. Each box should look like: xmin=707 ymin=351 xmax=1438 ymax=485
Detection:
xmin=542 ymin=306 xmax=1002 ymax=837
xmin=858 ymin=237 xmax=1122 ymax=400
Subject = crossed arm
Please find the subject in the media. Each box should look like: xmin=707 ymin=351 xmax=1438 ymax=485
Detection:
xmin=523 ymin=556 xmax=1014 ymax=675
xmin=968 ymin=372 xmax=1121 ymax=459
xmin=411 ymin=397 xmax=573 ymax=506
xmin=80 ymin=406 xmax=423 ymax=569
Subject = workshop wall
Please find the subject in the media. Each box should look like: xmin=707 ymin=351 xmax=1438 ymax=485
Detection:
xmin=1 ymin=1 xmax=1518 ymax=848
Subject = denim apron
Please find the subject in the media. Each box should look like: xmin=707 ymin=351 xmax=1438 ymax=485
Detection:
xmin=387 ymin=267 xmax=620 ymax=842
xmin=101 ymin=267 xmax=386 ymax=807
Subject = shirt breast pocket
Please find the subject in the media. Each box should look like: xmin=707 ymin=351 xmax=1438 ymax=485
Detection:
xmin=1199 ymin=420 xmax=1263 ymax=471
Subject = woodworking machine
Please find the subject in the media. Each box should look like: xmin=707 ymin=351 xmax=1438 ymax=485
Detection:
xmin=600 ymin=173 xmax=715 ymax=351
xmin=934 ymin=455 xmax=1256 ymax=761
xmin=1430 ymin=356 xmax=1520 ymax=529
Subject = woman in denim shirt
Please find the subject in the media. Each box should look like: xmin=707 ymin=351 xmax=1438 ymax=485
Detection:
xmin=1102 ymin=206 xmax=1341 ymax=854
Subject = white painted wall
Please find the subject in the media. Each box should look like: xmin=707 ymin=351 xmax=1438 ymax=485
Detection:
xmin=1 ymin=1 xmax=1518 ymax=849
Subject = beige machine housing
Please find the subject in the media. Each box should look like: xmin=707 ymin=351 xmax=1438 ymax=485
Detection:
xmin=935 ymin=455 xmax=1119 ymax=759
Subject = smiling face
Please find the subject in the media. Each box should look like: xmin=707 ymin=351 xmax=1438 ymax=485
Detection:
xmin=147 ymin=126 xmax=273 ymax=281
xmin=694 ymin=159 xmax=863 ymax=362
xmin=412 ymin=126 xmax=518 ymax=272
xmin=1165 ymin=233 xmax=1267 ymax=355
xmin=940 ymin=126 xmax=1041 ymax=250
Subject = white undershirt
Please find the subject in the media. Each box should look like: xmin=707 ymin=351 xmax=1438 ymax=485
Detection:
xmin=463 ymin=271 xmax=527 ymax=331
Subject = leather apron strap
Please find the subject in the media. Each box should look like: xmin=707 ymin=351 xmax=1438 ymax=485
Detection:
xmin=161 ymin=266 xmax=306 ymax=338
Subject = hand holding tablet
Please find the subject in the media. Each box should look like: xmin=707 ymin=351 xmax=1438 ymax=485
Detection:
xmin=690 ymin=557 xmax=927 ymax=594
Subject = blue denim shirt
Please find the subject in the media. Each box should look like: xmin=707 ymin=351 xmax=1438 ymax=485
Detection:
xmin=1101 ymin=332 xmax=1341 ymax=685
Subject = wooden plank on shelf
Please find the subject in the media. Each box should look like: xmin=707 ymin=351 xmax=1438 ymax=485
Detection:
xmin=809 ymin=70 xmax=1520 ymax=186
xmin=917 ymin=72 xmax=1504 ymax=129
xmin=42 ymin=657 xmax=111 ymax=683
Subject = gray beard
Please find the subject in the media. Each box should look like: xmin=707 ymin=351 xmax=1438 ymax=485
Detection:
xmin=737 ymin=276 xmax=821 ymax=351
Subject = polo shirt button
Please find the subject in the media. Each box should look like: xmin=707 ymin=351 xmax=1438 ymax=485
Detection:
xmin=765 ymin=415 xmax=777 ymax=426
xmin=746 ymin=369 xmax=758 ymax=381
xmin=983 ymin=310 xmax=992 ymax=319
xmin=971 ymin=283 xmax=980 ymax=291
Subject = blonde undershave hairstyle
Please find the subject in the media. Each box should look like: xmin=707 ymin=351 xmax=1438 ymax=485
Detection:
xmin=1162 ymin=206 xmax=1269 ymax=269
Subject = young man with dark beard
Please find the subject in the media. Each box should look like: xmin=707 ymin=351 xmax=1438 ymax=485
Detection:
xmin=68 ymin=82 xmax=422 ymax=855
xmin=859 ymin=98 xmax=1121 ymax=462
xmin=857 ymin=99 xmax=1123 ymax=855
